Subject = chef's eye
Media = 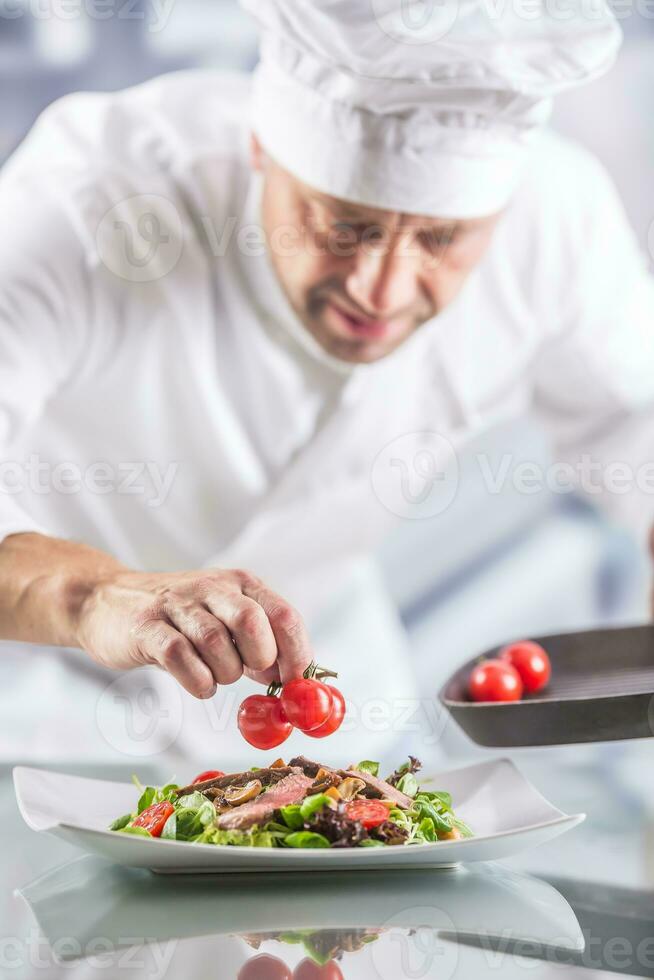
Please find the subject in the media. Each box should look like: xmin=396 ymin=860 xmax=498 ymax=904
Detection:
xmin=332 ymin=222 xmax=357 ymax=236
xmin=332 ymin=222 xmax=367 ymax=239
xmin=332 ymin=222 xmax=387 ymax=242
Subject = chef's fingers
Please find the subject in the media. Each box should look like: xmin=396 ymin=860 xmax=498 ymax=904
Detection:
xmin=205 ymin=593 xmax=278 ymax=674
xmin=136 ymin=619 xmax=217 ymax=699
xmin=244 ymin=662 xmax=281 ymax=686
xmin=241 ymin=579 xmax=313 ymax=684
xmin=166 ymin=604 xmax=243 ymax=687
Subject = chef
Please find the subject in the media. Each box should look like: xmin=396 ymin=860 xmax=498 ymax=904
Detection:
xmin=0 ymin=0 xmax=652 ymax=765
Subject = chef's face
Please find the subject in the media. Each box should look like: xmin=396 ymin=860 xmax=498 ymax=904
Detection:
xmin=254 ymin=142 xmax=502 ymax=363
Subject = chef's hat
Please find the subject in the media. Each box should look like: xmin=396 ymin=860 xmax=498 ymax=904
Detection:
xmin=240 ymin=0 xmax=621 ymax=218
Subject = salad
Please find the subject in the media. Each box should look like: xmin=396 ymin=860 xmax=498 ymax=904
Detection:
xmin=242 ymin=927 xmax=382 ymax=963
xmin=110 ymin=755 xmax=472 ymax=849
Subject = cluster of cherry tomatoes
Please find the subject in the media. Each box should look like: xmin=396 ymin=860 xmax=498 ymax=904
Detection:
xmin=238 ymin=955 xmax=342 ymax=980
xmin=467 ymin=641 xmax=552 ymax=703
xmin=238 ymin=664 xmax=346 ymax=749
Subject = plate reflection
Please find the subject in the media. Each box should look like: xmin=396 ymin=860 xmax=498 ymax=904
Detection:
xmin=16 ymin=858 xmax=584 ymax=978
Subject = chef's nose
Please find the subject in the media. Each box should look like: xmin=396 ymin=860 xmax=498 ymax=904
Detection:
xmin=345 ymin=237 xmax=417 ymax=316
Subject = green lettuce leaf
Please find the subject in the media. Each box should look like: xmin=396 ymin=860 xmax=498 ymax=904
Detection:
xmin=299 ymin=794 xmax=333 ymax=821
xmin=158 ymin=782 xmax=180 ymax=801
xmin=452 ymin=816 xmax=474 ymax=839
xmin=173 ymin=801 xmax=215 ymax=840
xmin=161 ymin=812 xmax=177 ymax=840
xmin=396 ymin=772 xmax=419 ymax=798
xmin=118 ymin=826 xmax=152 ymax=838
xmin=417 ymin=790 xmax=452 ymax=810
xmin=176 ymin=792 xmax=207 ymax=810
xmin=415 ymin=800 xmax=453 ymax=834
xmin=109 ymin=813 xmax=132 ymax=832
xmin=355 ymin=760 xmax=380 ymax=777
xmin=284 ymin=831 xmax=330 ymax=849
xmin=418 ymin=817 xmax=438 ymax=842
xmin=279 ymin=805 xmax=304 ymax=830
xmin=195 ymin=826 xmax=275 ymax=847
xmin=136 ymin=786 xmax=156 ymax=814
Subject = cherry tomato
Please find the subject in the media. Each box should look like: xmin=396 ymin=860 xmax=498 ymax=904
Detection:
xmin=238 ymin=695 xmax=292 ymax=749
xmin=500 ymin=641 xmax=551 ymax=693
xmin=294 ymin=959 xmax=343 ymax=980
xmin=238 ymin=954 xmax=292 ymax=980
xmin=132 ymin=801 xmax=174 ymax=837
xmin=280 ymin=678 xmax=333 ymax=733
xmin=192 ymin=769 xmax=225 ymax=784
xmin=306 ymin=686 xmax=345 ymax=738
xmin=344 ymin=799 xmax=391 ymax=830
xmin=468 ymin=659 xmax=523 ymax=702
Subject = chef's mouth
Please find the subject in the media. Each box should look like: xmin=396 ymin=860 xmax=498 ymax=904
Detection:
xmin=323 ymin=298 xmax=409 ymax=342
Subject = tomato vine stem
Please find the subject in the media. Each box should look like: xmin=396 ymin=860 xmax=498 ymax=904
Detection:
xmin=302 ymin=660 xmax=339 ymax=682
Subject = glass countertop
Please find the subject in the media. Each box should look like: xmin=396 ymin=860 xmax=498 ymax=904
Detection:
xmin=3 ymin=743 xmax=654 ymax=979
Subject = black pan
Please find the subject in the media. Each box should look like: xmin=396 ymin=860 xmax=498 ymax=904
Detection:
xmin=439 ymin=624 xmax=654 ymax=747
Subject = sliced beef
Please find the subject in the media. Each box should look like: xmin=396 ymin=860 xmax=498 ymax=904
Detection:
xmin=217 ymin=772 xmax=315 ymax=830
xmin=288 ymin=756 xmax=342 ymax=791
xmin=288 ymin=756 xmax=338 ymax=778
xmin=341 ymin=769 xmax=413 ymax=809
xmin=176 ymin=767 xmax=301 ymax=798
xmin=289 ymin=757 xmax=412 ymax=808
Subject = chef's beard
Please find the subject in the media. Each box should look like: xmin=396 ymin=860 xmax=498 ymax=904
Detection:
xmin=303 ymin=280 xmax=435 ymax=364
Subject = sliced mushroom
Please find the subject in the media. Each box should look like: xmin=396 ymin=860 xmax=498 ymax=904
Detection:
xmin=325 ymin=786 xmax=341 ymax=803
xmin=312 ymin=767 xmax=342 ymax=793
xmin=270 ymin=758 xmax=286 ymax=769
xmin=223 ymin=779 xmax=263 ymax=806
xmin=337 ymin=777 xmax=366 ymax=802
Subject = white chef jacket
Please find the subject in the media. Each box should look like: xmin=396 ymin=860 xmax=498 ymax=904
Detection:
xmin=1 ymin=71 xmax=653 ymax=765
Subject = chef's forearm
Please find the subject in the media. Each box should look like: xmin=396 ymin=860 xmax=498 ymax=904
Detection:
xmin=0 ymin=532 xmax=125 ymax=648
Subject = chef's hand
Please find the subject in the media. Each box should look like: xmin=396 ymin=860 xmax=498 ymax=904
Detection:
xmin=76 ymin=567 xmax=314 ymax=697
xmin=0 ymin=533 xmax=314 ymax=699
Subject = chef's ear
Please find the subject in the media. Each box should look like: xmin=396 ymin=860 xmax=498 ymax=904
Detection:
xmin=250 ymin=134 xmax=266 ymax=172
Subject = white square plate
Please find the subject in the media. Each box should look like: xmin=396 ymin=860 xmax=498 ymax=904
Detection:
xmin=13 ymin=758 xmax=585 ymax=873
